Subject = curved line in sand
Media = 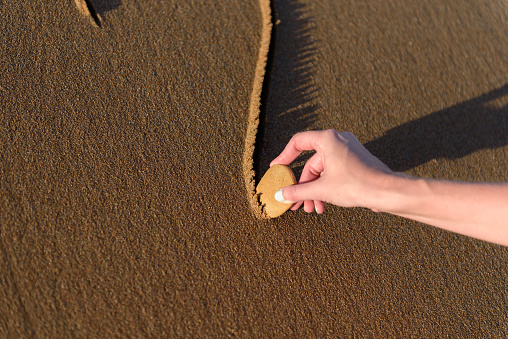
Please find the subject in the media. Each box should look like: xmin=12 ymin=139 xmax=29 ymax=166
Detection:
xmin=74 ymin=0 xmax=102 ymax=27
xmin=243 ymin=0 xmax=273 ymax=219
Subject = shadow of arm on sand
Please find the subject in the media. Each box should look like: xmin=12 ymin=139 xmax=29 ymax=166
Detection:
xmin=364 ymin=84 xmax=508 ymax=173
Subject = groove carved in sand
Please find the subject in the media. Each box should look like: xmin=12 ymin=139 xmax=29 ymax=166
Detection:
xmin=243 ymin=0 xmax=274 ymax=219
xmin=74 ymin=0 xmax=102 ymax=27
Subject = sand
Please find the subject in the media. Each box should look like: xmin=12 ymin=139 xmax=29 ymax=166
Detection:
xmin=1 ymin=0 xmax=508 ymax=337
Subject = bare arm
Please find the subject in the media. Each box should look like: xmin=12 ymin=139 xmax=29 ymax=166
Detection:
xmin=366 ymin=173 xmax=508 ymax=245
xmin=271 ymin=129 xmax=508 ymax=246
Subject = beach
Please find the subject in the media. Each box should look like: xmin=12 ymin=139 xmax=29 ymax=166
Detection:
xmin=1 ymin=0 xmax=507 ymax=336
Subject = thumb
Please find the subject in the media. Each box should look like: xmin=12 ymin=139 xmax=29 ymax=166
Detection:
xmin=275 ymin=180 xmax=321 ymax=204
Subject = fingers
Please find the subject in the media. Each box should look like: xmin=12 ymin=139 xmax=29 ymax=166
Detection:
xmin=275 ymin=180 xmax=321 ymax=206
xmin=270 ymin=130 xmax=325 ymax=167
xmin=288 ymin=197 xmax=324 ymax=213
xmin=290 ymin=201 xmax=303 ymax=211
xmin=298 ymin=152 xmax=324 ymax=184
xmin=271 ymin=129 xmax=339 ymax=215
xmin=298 ymin=153 xmax=324 ymax=214
xmin=289 ymin=200 xmax=324 ymax=213
xmin=314 ymin=200 xmax=325 ymax=214
xmin=274 ymin=152 xmax=324 ymax=213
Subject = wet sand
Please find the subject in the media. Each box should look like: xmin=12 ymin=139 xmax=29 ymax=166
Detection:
xmin=1 ymin=0 xmax=508 ymax=336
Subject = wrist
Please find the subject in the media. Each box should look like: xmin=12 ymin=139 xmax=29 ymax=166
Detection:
xmin=364 ymin=172 xmax=428 ymax=215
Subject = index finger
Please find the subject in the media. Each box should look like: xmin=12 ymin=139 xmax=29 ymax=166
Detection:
xmin=270 ymin=130 xmax=324 ymax=167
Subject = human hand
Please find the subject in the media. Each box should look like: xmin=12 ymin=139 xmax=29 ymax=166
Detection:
xmin=270 ymin=129 xmax=394 ymax=214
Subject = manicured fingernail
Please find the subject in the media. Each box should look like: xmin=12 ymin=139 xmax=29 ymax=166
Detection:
xmin=274 ymin=189 xmax=285 ymax=202
xmin=275 ymin=189 xmax=294 ymax=204
xmin=275 ymin=189 xmax=293 ymax=204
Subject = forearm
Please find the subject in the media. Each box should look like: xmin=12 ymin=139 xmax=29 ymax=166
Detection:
xmin=368 ymin=174 xmax=508 ymax=246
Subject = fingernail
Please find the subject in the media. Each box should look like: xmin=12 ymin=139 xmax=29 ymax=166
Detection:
xmin=274 ymin=189 xmax=290 ymax=204
xmin=315 ymin=206 xmax=318 ymax=213
xmin=274 ymin=189 xmax=285 ymax=202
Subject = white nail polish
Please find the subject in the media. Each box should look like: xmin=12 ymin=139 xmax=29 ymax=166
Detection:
xmin=274 ymin=189 xmax=285 ymax=203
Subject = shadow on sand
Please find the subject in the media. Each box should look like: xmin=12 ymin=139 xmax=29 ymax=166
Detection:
xmin=254 ymin=0 xmax=320 ymax=183
xmin=364 ymin=84 xmax=508 ymax=172
xmin=89 ymin=0 xmax=121 ymax=14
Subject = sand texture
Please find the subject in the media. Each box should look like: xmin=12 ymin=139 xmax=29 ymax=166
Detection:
xmin=1 ymin=0 xmax=508 ymax=337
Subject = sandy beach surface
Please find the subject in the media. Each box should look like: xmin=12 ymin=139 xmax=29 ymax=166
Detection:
xmin=1 ymin=0 xmax=507 ymax=336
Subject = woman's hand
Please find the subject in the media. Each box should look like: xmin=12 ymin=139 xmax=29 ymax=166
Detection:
xmin=271 ymin=129 xmax=394 ymax=214
xmin=271 ymin=129 xmax=508 ymax=246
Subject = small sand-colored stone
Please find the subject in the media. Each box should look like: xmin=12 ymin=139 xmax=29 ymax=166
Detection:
xmin=256 ymin=165 xmax=297 ymax=218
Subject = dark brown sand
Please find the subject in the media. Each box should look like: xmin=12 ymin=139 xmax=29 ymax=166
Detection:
xmin=1 ymin=0 xmax=508 ymax=337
